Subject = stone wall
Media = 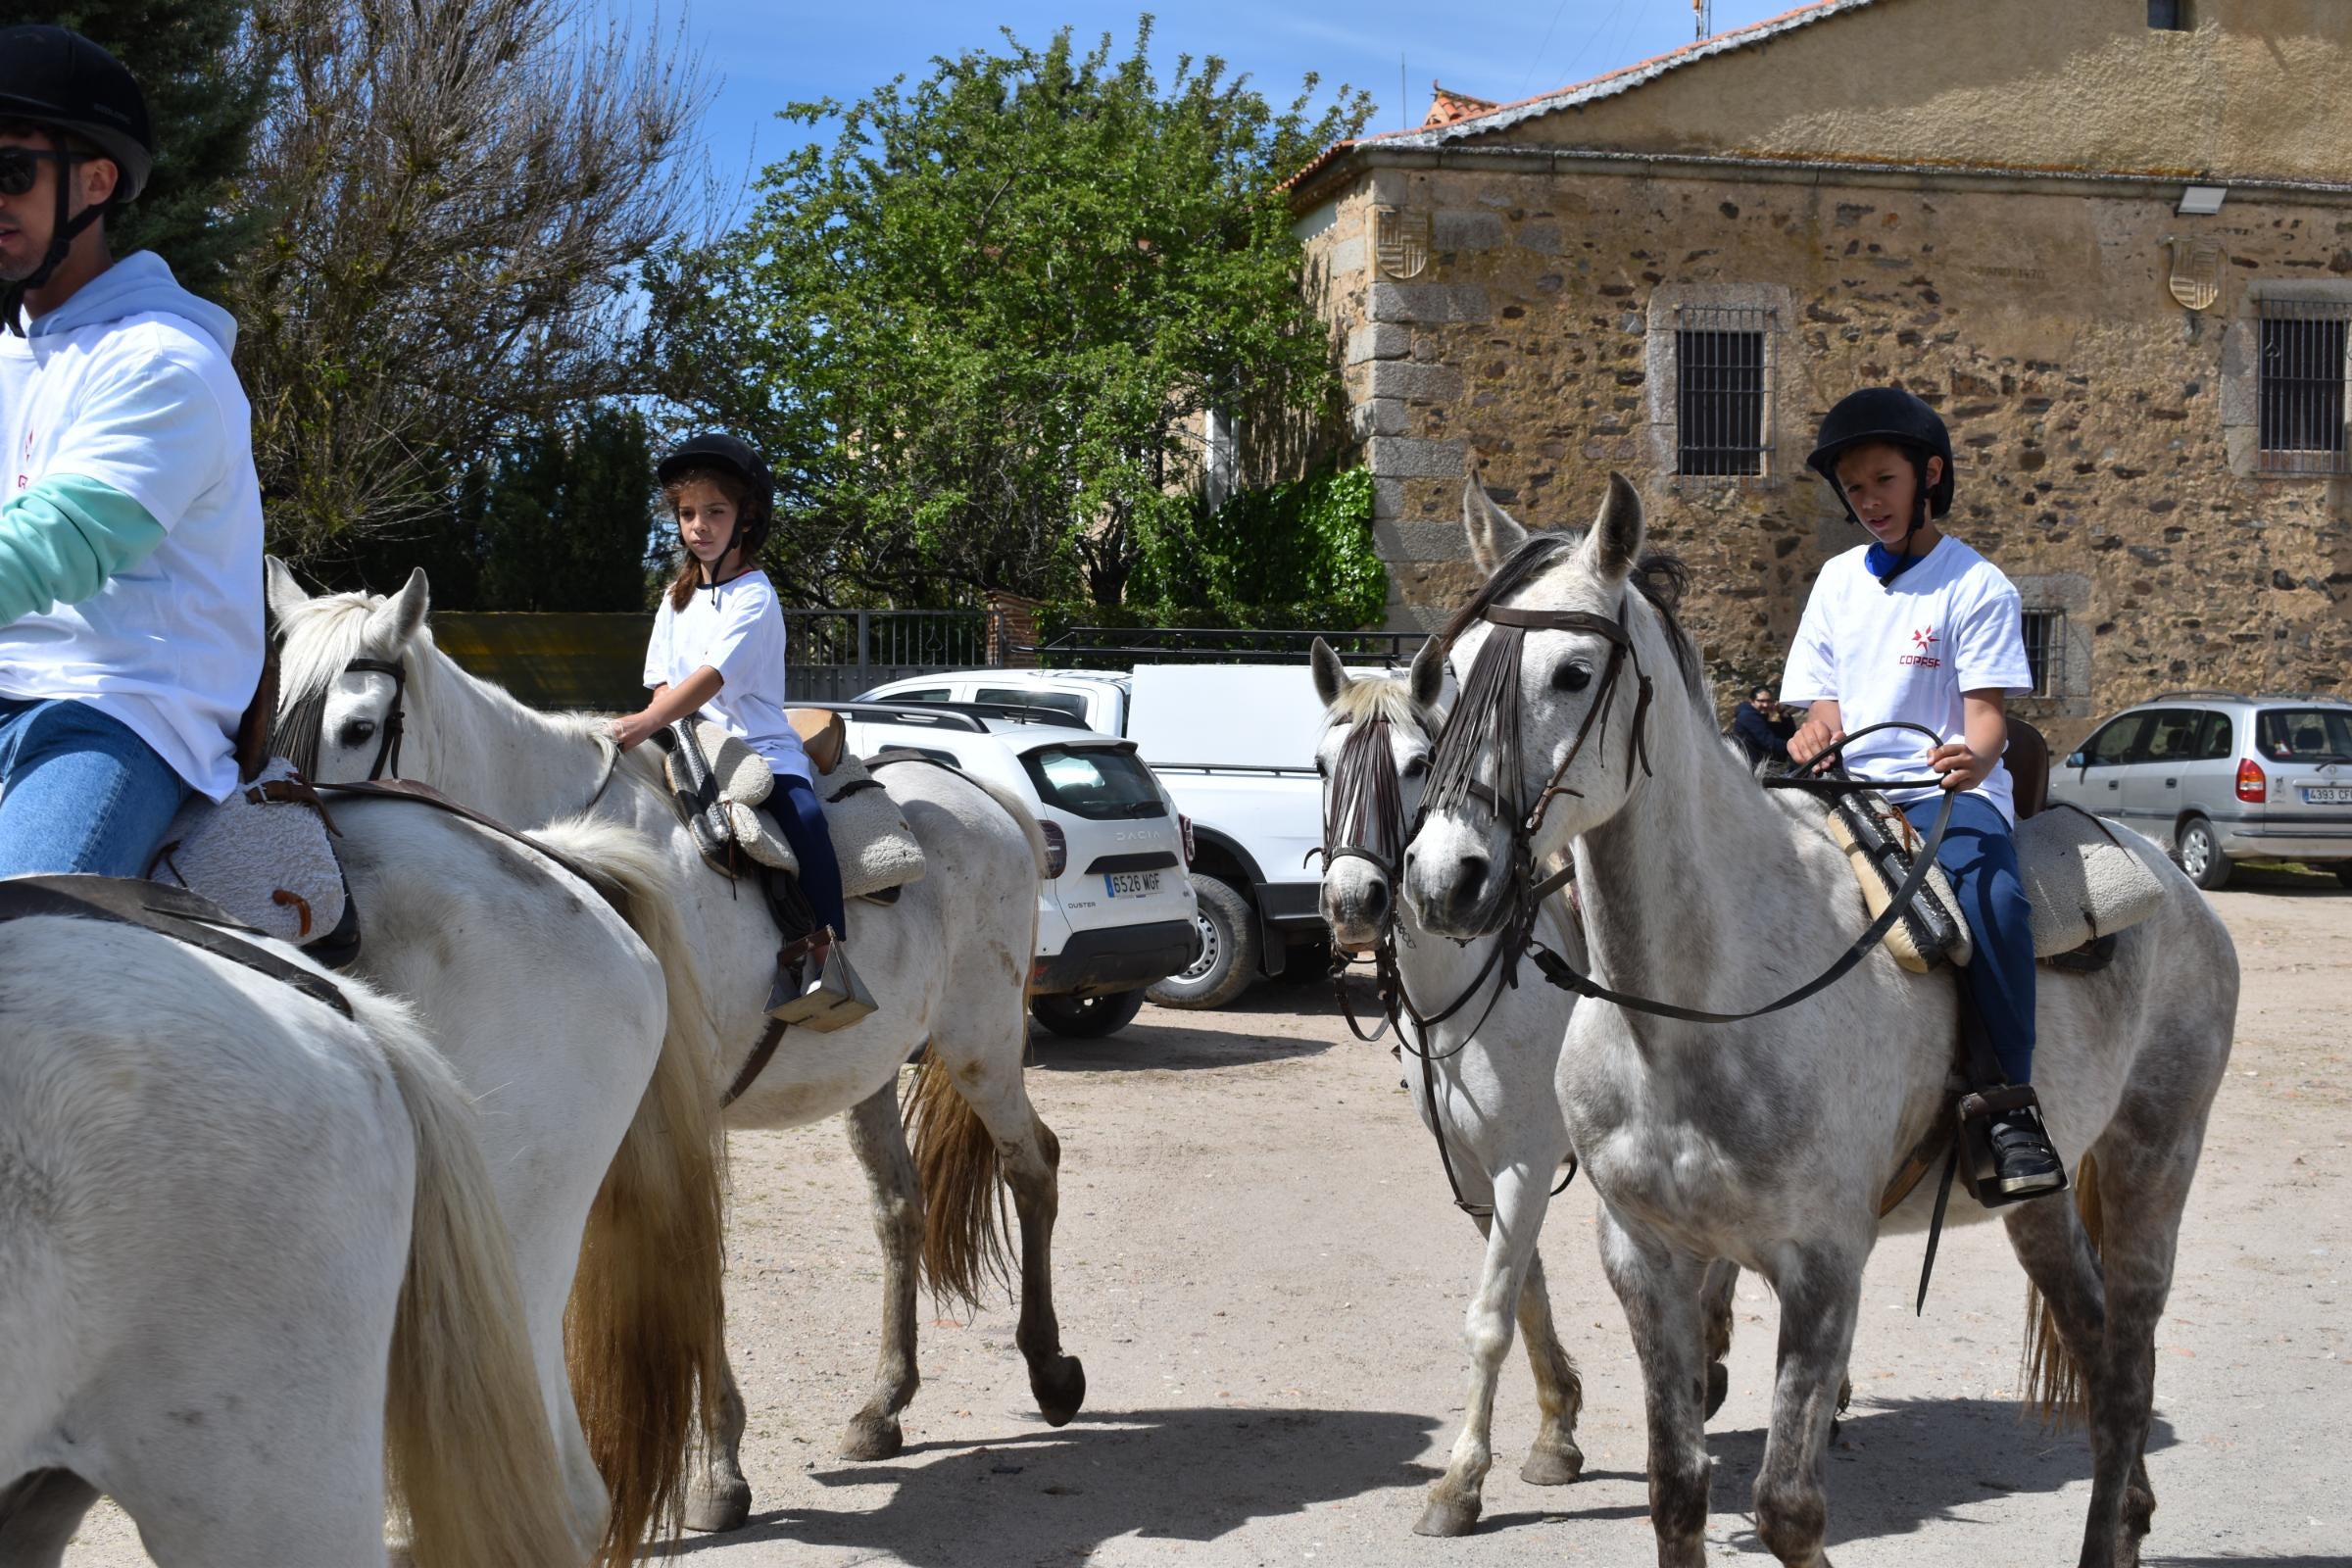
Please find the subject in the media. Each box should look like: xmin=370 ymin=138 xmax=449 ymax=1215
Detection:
xmin=1296 ymin=160 xmax=2352 ymax=754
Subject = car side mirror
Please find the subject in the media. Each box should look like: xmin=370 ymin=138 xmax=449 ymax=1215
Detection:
xmin=2065 ymin=751 xmax=2085 ymax=769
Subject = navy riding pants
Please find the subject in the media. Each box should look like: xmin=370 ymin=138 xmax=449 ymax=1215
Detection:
xmin=1902 ymin=793 xmax=2035 ymax=1086
xmin=770 ymin=773 xmax=848 ymax=939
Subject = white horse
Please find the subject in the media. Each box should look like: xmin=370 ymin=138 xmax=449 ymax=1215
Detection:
xmin=1400 ymin=474 xmax=2238 ymax=1568
xmin=0 ymin=905 xmax=574 ymax=1568
xmin=268 ymin=564 xmax=1084 ymax=1532
xmin=1309 ymin=624 xmax=1738 ymax=1540
xmin=325 ymin=794 xmax=728 ymax=1563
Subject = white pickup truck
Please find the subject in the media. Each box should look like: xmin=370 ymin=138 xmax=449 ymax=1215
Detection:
xmin=858 ymin=664 xmax=1332 ymax=1006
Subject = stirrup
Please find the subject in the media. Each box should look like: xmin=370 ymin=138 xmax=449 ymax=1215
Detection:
xmin=1953 ymin=1084 xmax=2067 ymax=1209
xmin=765 ymin=929 xmax=876 ymax=1032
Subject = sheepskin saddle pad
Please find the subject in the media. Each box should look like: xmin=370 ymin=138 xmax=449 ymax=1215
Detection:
xmin=147 ymin=758 xmax=351 ymax=948
xmin=1826 ymin=792 xmax=2166 ymax=971
xmin=662 ymin=719 xmax=926 ymax=900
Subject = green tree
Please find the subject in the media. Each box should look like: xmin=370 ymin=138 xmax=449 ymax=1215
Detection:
xmin=648 ymin=17 xmax=1370 ymax=610
xmin=3 ymin=0 xmax=270 ymax=301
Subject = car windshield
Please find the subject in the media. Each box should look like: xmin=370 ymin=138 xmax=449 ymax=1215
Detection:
xmin=1021 ymin=745 xmax=1166 ymax=819
xmin=2256 ymin=708 xmax=2352 ymax=763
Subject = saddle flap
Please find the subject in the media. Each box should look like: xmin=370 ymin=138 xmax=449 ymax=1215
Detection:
xmin=148 ymin=758 xmax=351 ymax=948
xmin=1821 ymin=791 xmax=1973 ymax=974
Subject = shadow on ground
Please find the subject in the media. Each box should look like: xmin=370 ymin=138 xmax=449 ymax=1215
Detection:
xmin=1027 ymin=980 xmax=1382 ymax=1073
xmin=1473 ymin=1397 xmax=2180 ymax=1547
xmin=659 ymin=1405 xmax=1440 ymax=1565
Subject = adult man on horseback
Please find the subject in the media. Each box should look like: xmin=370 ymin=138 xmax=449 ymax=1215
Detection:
xmin=0 ymin=26 xmax=262 ymax=878
xmin=1783 ymin=387 xmax=2065 ymax=1198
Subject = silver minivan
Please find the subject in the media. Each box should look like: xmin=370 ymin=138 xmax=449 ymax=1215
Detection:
xmin=2046 ymin=690 xmax=2352 ymax=889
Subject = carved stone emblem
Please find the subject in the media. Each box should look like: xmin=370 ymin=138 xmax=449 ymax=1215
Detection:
xmin=2169 ymin=237 xmax=2223 ymax=313
xmin=1374 ymin=206 xmax=1430 ymax=280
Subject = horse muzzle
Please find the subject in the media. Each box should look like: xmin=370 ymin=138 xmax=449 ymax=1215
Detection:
xmin=1319 ymin=869 xmax=1392 ymax=952
xmin=1401 ymin=839 xmax=1510 ymax=941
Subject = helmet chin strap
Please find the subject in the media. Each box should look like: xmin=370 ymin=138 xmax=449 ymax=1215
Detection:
xmin=3 ymin=134 xmax=105 ymax=336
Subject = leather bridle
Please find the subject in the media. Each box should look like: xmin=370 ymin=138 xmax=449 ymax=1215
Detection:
xmin=1422 ymin=587 xmax=1959 ymax=1028
xmin=1318 ymin=706 xmax=1579 ymax=1218
xmin=344 ymin=658 xmax=408 ymax=781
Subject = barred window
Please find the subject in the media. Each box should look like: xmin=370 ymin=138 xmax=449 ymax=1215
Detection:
xmin=2020 ymin=609 xmax=2065 ymax=700
xmin=1675 ymin=307 xmax=1769 ymax=476
xmin=2257 ymin=301 xmax=2352 ymax=474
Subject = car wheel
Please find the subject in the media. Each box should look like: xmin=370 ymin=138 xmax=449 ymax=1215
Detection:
xmin=2175 ymin=816 xmax=2231 ymax=891
xmin=1147 ymin=874 xmax=1259 ymax=1009
xmin=1030 ymin=987 xmax=1147 ymax=1039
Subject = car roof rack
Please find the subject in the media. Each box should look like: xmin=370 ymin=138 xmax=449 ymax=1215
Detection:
xmin=2251 ymin=691 xmax=2352 ymax=706
xmin=2148 ymin=688 xmax=2248 ymax=703
xmin=807 ymin=699 xmax=1090 ymax=731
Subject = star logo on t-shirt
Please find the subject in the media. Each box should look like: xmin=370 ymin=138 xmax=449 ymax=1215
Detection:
xmin=1910 ymin=625 xmax=1937 ymax=651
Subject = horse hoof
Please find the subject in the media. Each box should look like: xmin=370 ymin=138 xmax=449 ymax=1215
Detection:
xmin=683 ymin=1477 xmax=752 ymax=1535
xmin=839 ymin=1412 xmax=904 ymax=1461
xmin=1031 ymin=1354 xmax=1087 ymax=1426
xmin=1519 ymin=1441 xmax=1585 ymax=1487
xmin=1704 ymin=1361 xmax=1731 ymax=1420
xmin=1413 ymin=1494 xmax=1482 ymax=1537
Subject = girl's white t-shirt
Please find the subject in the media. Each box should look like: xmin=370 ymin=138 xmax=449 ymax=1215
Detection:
xmin=1779 ymin=537 xmax=2034 ymax=823
xmin=641 ymin=568 xmax=812 ymax=785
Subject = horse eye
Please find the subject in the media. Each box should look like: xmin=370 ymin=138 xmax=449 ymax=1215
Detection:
xmin=339 ymin=719 xmax=377 ymax=747
xmin=1314 ymin=757 xmax=1329 ymax=778
xmin=1553 ymin=661 xmax=1593 ymax=693
xmin=1400 ymin=758 xmax=1429 ymax=780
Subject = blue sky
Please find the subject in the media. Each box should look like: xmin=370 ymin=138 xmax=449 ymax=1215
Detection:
xmin=663 ymin=2 xmax=1807 ymax=219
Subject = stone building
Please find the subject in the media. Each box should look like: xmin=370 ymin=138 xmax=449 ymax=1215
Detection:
xmin=1286 ymin=0 xmax=2352 ymax=750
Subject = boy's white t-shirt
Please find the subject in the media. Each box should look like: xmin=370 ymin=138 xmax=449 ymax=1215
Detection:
xmin=0 ymin=312 xmax=265 ymax=802
xmin=1779 ymin=537 xmax=2034 ymax=823
xmin=642 ymin=568 xmax=813 ymax=785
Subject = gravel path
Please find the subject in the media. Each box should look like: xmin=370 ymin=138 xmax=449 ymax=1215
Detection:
xmin=62 ymin=877 xmax=2349 ymax=1566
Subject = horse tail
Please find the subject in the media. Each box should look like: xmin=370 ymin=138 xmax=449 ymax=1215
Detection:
xmin=905 ymin=1047 xmax=1017 ymax=1311
xmin=536 ymin=815 xmax=730 ymax=1565
xmin=2021 ymin=1149 xmax=2105 ymax=1430
xmin=376 ymin=1015 xmax=578 ymax=1568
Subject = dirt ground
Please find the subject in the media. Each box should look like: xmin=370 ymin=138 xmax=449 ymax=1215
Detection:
xmin=63 ymin=874 xmax=2349 ymax=1566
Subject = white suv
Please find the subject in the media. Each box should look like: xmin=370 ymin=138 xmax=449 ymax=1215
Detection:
xmin=812 ymin=701 xmax=1200 ymax=1038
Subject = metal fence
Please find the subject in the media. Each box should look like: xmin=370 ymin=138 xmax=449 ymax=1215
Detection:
xmin=782 ymin=609 xmax=1002 ymax=701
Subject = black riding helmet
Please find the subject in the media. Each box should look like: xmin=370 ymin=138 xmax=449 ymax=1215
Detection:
xmin=658 ymin=432 xmax=776 ymax=581
xmin=1806 ymin=386 xmax=1954 ymax=587
xmin=0 ymin=26 xmax=153 ymax=334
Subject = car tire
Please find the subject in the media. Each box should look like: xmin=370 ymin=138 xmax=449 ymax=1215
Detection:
xmin=1030 ymin=987 xmax=1147 ymax=1039
xmin=1147 ymin=874 xmax=1258 ymax=1009
xmin=2175 ymin=816 xmax=2231 ymax=891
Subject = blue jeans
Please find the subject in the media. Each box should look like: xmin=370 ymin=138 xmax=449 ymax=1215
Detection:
xmin=1903 ymin=794 xmax=2035 ymax=1086
xmin=770 ymin=774 xmax=847 ymax=939
xmin=0 ymin=698 xmax=193 ymax=879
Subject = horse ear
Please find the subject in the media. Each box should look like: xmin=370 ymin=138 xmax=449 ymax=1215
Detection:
xmin=1462 ymin=472 xmax=1529 ymax=577
xmin=1573 ymin=472 xmax=1645 ymax=584
xmin=1310 ymin=637 xmax=1350 ymax=710
xmin=264 ymin=555 xmax=309 ymax=619
xmin=1408 ymin=635 xmax=1446 ymax=710
xmin=366 ymin=566 xmax=432 ymax=650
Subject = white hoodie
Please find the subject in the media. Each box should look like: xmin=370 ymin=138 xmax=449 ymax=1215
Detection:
xmin=0 ymin=252 xmax=264 ymax=801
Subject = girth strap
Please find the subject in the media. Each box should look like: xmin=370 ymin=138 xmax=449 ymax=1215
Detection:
xmin=0 ymin=875 xmax=354 ymax=1017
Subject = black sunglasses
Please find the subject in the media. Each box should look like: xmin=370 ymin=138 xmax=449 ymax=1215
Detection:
xmin=0 ymin=147 xmax=84 ymax=199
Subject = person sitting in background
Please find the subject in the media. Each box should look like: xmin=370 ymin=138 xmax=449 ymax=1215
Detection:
xmin=1732 ymin=683 xmax=1796 ymax=766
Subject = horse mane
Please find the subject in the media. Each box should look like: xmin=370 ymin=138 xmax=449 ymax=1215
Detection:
xmin=1436 ymin=530 xmax=1703 ymax=697
xmin=1331 ymin=669 xmax=1437 ymax=734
